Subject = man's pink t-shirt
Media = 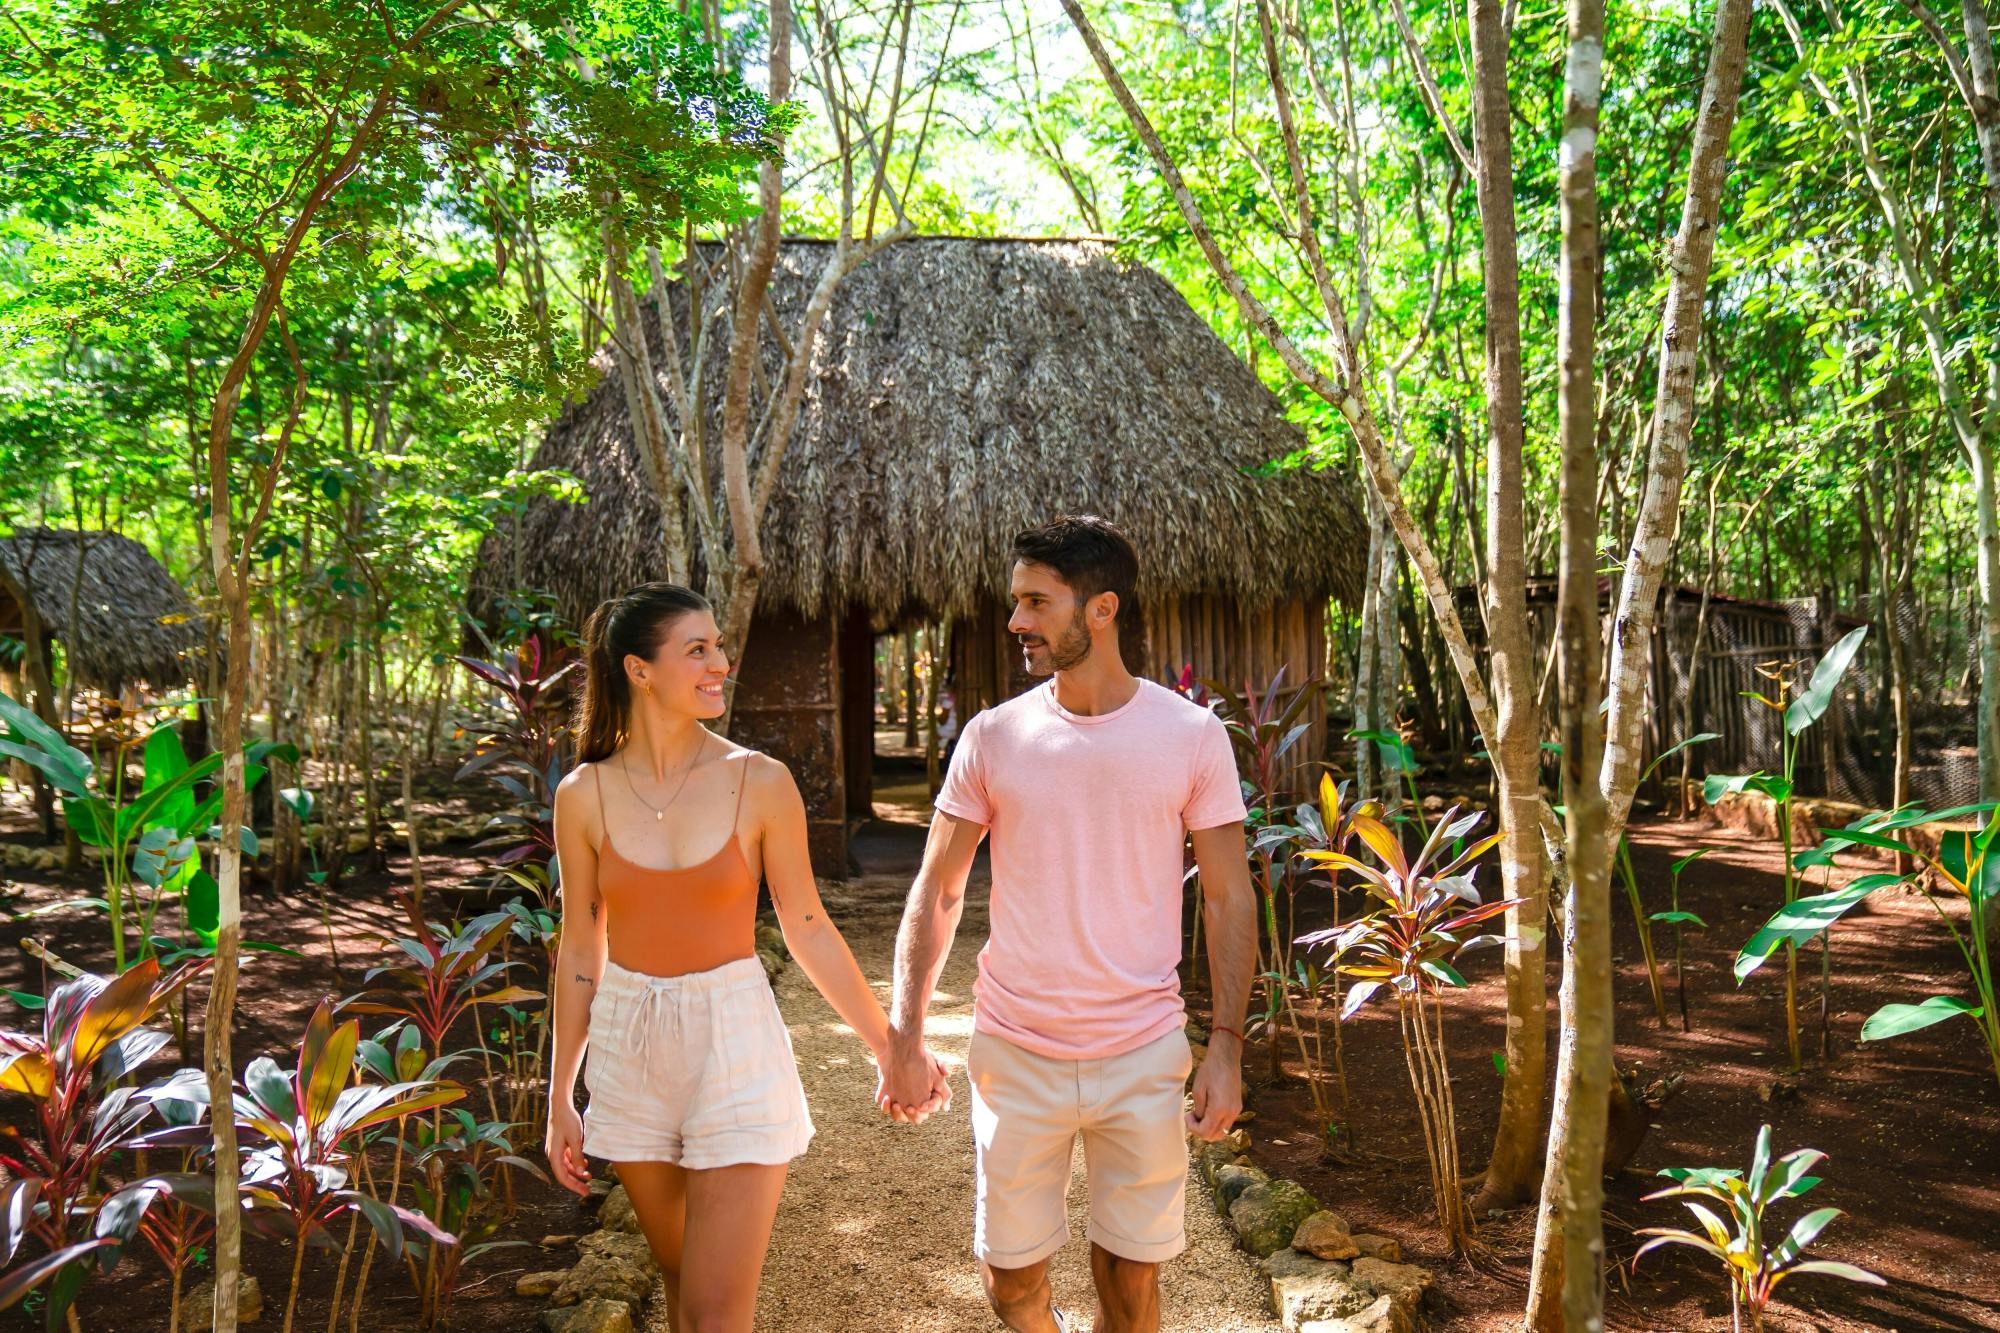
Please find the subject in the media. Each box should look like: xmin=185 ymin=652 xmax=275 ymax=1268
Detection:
xmin=934 ymin=678 xmax=1249 ymax=1061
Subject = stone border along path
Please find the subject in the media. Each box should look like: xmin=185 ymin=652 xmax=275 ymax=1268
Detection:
xmin=521 ymin=871 xmax=1437 ymax=1331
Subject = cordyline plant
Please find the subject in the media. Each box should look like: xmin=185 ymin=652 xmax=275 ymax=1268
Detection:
xmin=1204 ymin=666 xmax=1317 ymax=1078
xmin=0 ymin=956 xmax=209 ymax=1326
xmin=1299 ymin=803 xmax=1515 ymax=1252
xmin=453 ymin=641 xmax=571 ymax=1137
xmin=454 ymin=636 xmax=575 ymax=905
xmin=342 ymin=893 xmax=543 ymax=1069
xmin=94 ymin=1168 xmax=216 ymax=1333
xmin=1254 ymin=773 xmax=1388 ymax=1149
xmin=403 ymin=1105 xmax=550 ymax=1327
xmin=1705 ymin=625 xmax=1870 ymax=1070
xmin=1736 ymin=802 xmax=2000 ymax=1090
xmin=138 ymin=1000 xmax=464 ymax=1333
xmin=1637 ymin=1125 xmax=1884 ymax=1332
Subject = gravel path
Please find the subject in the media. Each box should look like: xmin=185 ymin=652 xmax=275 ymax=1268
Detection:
xmin=664 ymin=870 xmax=1283 ymax=1332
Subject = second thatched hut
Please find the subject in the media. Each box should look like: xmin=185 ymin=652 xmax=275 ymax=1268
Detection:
xmin=0 ymin=528 xmax=203 ymax=699
xmin=473 ymin=237 xmax=1365 ymax=867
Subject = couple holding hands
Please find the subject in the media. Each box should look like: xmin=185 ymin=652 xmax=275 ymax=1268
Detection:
xmin=543 ymin=516 xmax=1257 ymax=1333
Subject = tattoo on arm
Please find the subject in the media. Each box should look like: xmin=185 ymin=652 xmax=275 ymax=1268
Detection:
xmin=574 ymin=973 xmax=595 ymax=986
xmin=589 ymin=900 xmax=599 ymax=922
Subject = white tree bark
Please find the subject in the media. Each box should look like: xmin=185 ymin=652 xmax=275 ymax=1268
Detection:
xmin=1597 ymin=0 xmax=1753 ymax=848
xmin=1527 ymin=8 xmax=1612 ymax=1326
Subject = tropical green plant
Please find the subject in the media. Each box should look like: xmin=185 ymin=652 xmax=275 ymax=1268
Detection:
xmin=1611 ymin=733 xmax=1721 ymax=1027
xmin=1735 ymin=803 xmax=2000 ymax=1089
xmin=1299 ymin=803 xmax=1514 ymax=1251
xmin=0 ymin=691 xmax=293 ymax=972
xmin=1206 ymin=667 xmax=1318 ymax=1079
xmin=1654 ymin=847 xmax=1713 ymax=1030
xmin=138 ymin=1000 xmax=465 ymax=1333
xmin=1704 ymin=625 xmax=1869 ymax=1069
xmin=0 ymin=957 xmax=208 ymax=1326
xmin=1637 ymin=1125 xmax=1884 ymax=1332
xmin=1348 ymin=727 xmax=1422 ymax=818
xmin=274 ymin=784 xmax=344 ymax=980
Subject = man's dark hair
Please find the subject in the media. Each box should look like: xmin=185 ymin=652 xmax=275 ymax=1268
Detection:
xmin=1010 ymin=514 xmax=1146 ymax=664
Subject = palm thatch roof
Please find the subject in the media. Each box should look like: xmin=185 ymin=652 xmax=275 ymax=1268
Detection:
xmin=473 ymin=237 xmax=1364 ymax=631
xmin=0 ymin=529 xmax=203 ymax=690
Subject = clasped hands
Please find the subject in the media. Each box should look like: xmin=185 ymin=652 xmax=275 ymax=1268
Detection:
xmin=873 ymin=1029 xmax=953 ymax=1124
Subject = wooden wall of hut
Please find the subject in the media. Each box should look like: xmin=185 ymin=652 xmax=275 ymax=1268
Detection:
xmin=948 ymin=592 xmax=1332 ymax=797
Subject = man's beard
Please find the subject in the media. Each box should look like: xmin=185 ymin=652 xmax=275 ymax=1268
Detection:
xmin=1022 ymin=609 xmax=1092 ymax=675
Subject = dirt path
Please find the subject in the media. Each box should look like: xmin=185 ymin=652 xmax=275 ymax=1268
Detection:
xmin=689 ymin=869 xmax=1282 ymax=1332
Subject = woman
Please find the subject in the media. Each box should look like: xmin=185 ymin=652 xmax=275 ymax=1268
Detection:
xmin=544 ymin=583 xmax=947 ymax=1332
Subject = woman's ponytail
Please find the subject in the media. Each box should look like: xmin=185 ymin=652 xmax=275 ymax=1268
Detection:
xmin=573 ymin=583 xmax=713 ymax=763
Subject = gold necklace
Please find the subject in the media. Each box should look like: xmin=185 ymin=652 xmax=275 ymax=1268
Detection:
xmin=620 ymin=742 xmax=702 ymax=821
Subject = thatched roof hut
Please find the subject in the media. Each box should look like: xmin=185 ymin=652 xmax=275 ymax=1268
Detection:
xmin=475 ymin=237 xmax=1363 ymax=627
xmin=473 ymin=237 xmax=1366 ymax=867
xmin=0 ymin=529 xmax=203 ymax=692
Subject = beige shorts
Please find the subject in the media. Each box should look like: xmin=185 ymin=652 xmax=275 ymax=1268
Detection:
xmin=583 ymin=955 xmax=814 ymax=1169
xmin=968 ymin=1026 xmax=1195 ymax=1268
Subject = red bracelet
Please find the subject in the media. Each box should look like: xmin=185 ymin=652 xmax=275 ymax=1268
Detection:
xmin=1209 ymin=1025 xmax=1245 ymax=1042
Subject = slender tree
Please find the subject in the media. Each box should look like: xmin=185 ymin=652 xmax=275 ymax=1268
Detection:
xmin=1526 ymin=0 xmax=1613 ymax=1323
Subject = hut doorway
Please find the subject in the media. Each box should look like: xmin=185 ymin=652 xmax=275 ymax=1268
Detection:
xmin=857 ymin=623 xmax=954 ymax=827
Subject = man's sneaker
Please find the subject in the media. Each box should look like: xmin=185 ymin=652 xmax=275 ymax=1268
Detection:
xmin=1051 ymin=1309 xmax=1069 ymax=1333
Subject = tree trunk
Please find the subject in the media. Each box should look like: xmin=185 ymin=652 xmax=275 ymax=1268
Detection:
xmin=1355 ymin=491 xmax=1383 ymax=797
xmin=1463 ymin=0 xmax=1550 ymax=1214
xmin=272 ymin=547 xmax=302 ymax=894
xmin=601 ymin=216 xmax=692 ymax=587
xmin=1374 ymin=512 xmax=1404 ymax=806
xmin=1526 ymin=6 xmax=1611 ymax=1327
xmin=924 ymin=622 xmax=949 ymax=795
xmin=1599 ymin=0 xmax=1754 ymax=848
xmin=902 ymin=630 xmax=919 ymax=747
xmin=11 ymin=583 xmax=61 ymax=844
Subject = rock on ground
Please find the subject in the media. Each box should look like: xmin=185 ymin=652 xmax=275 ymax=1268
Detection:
xmin=1351 ymin=1234 xmax=1402 ymax=1263
xmin=598 ymin=1183 xmax=644 ymax=1235
xmin=541 ymin=1297 xmax=637 ymax=1333
xmin=1259 ymin=1249 xmax=1431 ymax=1333
xmin=1291 ymin=1211 xmax=1360 ymax=1261
xmin=1229 ymin=1178 xmax=1322 ymax=1258
xmin=177 ymin=1274 xmax=262 ymax=1329
xmin=517 ymin=1270 xmax=568 ymax=1299
xmin=552 ymin=1231 xmax=658 ymax=1310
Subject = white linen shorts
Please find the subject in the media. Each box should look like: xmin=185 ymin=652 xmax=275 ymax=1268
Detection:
xmin=582 ymin=955 xmax=814 ymax=1169
xmin=968 ymin=1026 xmax=1195 ymax=1268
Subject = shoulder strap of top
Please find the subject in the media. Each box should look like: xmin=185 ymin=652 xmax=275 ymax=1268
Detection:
xmin=731 ymin=754 xmax=751 ymax=831
xmin=590 ymin=761 xmax=607 ymax=851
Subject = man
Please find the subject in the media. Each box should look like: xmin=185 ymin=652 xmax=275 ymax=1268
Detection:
xmin=877 ymin=515 xmax=1257 ymax=1333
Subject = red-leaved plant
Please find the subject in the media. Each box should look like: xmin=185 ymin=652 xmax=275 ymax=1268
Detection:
xmin=1300 ymin=803 xmax=1516 ymax=1252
